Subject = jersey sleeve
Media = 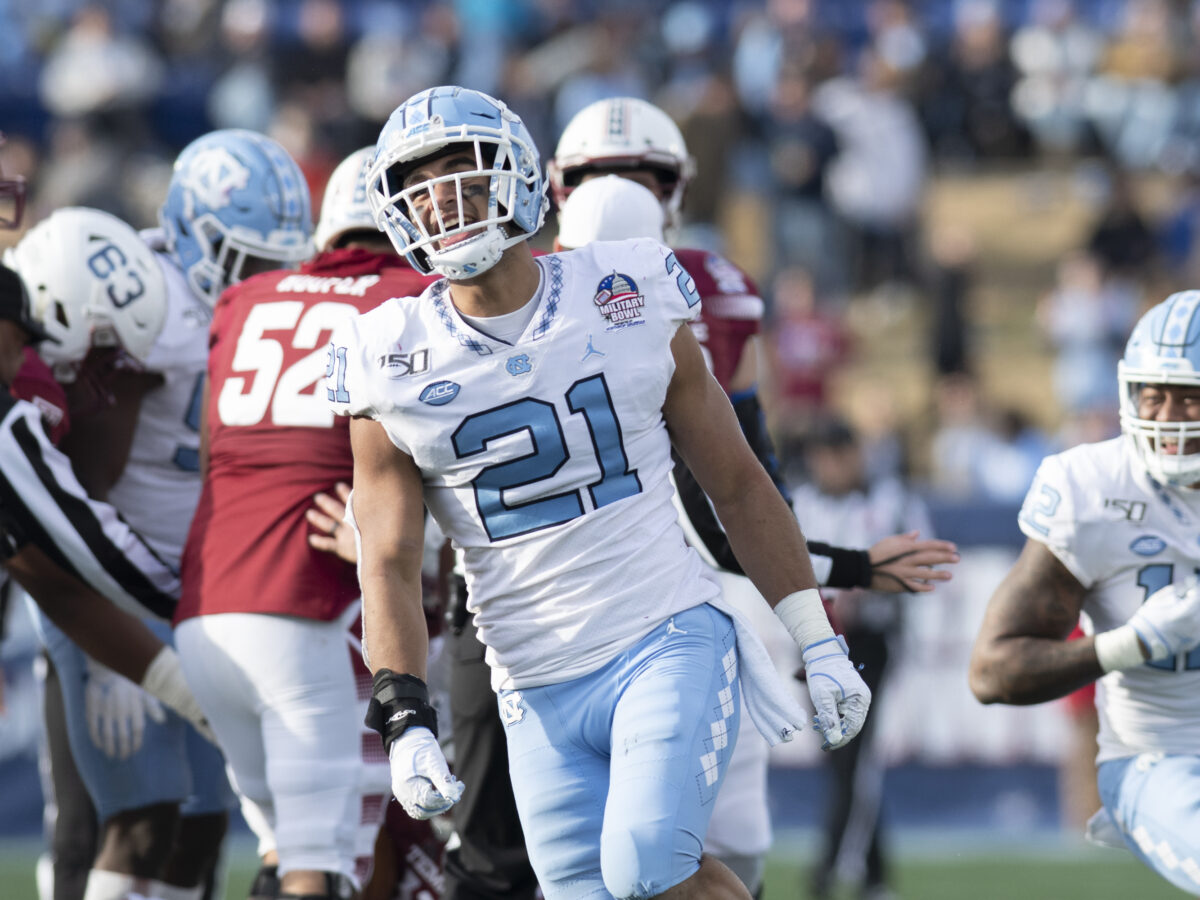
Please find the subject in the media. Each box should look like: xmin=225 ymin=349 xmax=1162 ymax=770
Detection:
xmin=1017 ymin=453 xmax=1094 ymax=587
xmin=617 ymin=238 xmax=702 ymax=329
xmin=0 ymin=398 xmax=179 ymax=620
xmin=326 ymin=311 xmax=377 ymax=419
xmin=654 ymin=239 xmax=702 ymax=327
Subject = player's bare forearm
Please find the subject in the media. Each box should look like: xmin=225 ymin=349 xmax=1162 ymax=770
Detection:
xmin=969 ymin=539 xmax=1100 ymax=705
xmin=350 ymin=416 xmax=431 ymax=677
xmin=664 ymin=326 xmax=818 ymax=603
xmin=8 ymin=543 xmax=163 ymax=682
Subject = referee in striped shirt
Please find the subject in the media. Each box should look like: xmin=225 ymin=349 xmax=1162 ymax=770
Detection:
xmin=0 ymin=261 xmax=208 ymax=732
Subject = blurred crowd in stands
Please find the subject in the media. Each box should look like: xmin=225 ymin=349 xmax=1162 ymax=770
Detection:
xmin=7 ymin=0 xmax=1200 ymax=505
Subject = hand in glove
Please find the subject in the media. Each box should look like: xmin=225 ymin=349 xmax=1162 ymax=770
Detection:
xmin=1127 ymin=575 xmax=1200 ymax=661
xmin=138 ymin=646 xmax=218 ymax=744
xmin=84 ymin=655 xmax=165 ymax=759
xmin=388 ymin=726 xmax=464 ymax=819
xmin=802 ymin=635 xmax=872 ymax=751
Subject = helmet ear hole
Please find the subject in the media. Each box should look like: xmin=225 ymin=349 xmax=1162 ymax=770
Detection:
xmin=53 ymin=301 xmax=69 ymax=329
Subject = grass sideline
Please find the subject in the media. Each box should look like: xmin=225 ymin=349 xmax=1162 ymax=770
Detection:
xmin=0 ymin=832 xmax=1187 ymax=900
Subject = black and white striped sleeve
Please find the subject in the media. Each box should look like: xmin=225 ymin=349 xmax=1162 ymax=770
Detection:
xmin=0 ymin=395 xmax=178 ymax=621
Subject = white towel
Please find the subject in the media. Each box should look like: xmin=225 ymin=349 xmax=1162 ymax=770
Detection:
xmin=707 ymin=597 xmax=807 ymax=747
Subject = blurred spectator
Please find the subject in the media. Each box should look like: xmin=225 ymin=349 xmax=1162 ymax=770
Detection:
xmin=732 ymin=0 xmax=823 ymax=121
xmin=552 ymin=12 xmax=653 ymax=137
xmin=29 ymin=119 xmax=129 ymax=222
xmin=345 ymin=4 xmax=455 ymax=128
xmin=928 ymin=372 xmax=1052 ymax=502
xmin=814 ymin=47 xmax=927 ymax=295
xmin=1083 ymin=166 xmax=1158 ymax=283
xmin=38 ymin=4 xmax=163 ymax=124
xmin=1159 ymin=168 xmax=1200 ymax=287
xmin=206 ymin=0 xmax=276 ymax=133
xmin=1036 ymin=249 xmax=1139 ymax=416
xmin=270 ymin=0 xmax=358 ymax=157
xmin=1009 ymin=0 xmax=1104 ymax=157
xmin=764 ymin=60 xmax=845 ymax=296
xmin=917 ymin=0 xmax=1031 ymax=161
xmin=677 ymin=72 xmax=745 ymax=242
xmin=925 ymin=223 xmax=978 ymax=378
xmin=763 ymin=265 xmax=851 ymax=447
xmin=865 ymin=0 xmax=927 ymax=97
xmin=1087 ymin=0 xmax=1184 ymax=169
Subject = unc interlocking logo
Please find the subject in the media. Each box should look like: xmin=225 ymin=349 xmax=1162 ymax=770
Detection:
xmin=506 ymin=354 xmax=532 ymax=376
xmin=181 ymin=147 xmax=250 ymax=211
xmin=499 ymin=691 xmax=525 ymax=726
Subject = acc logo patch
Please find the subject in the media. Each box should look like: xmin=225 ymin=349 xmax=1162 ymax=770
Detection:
xmin=419 ymin=380 xmax=460 ymax=405
xmin=1130 ymin=534 xmax=1167 ymax=557
xmin=594 ymin=272 xmax=646 ymax=329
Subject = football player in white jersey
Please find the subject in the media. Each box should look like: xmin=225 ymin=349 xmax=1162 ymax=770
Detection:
xmin=970 ymin=290 xmax=1200 ymax=895
xmin=329 ymin=85 xmax=870 ymax=900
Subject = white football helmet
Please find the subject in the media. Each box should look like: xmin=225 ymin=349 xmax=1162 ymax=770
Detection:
xmin=549 ymin=97 xmax=695 ymax=234
xmin=555 ymin=174 xmax=665 ymax=249
xmin=314 ymin=146 xmax=380 ymax=253
xmin=1119 ymin=290 xmax=1200 ymax=486
xmin=6 ymin=207 xmax=168 ymax=380
xmin=367 ymin=86 xmax=548 ymax=281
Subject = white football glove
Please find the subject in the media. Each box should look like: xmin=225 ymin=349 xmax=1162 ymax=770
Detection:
xmin=1127 ymin=575 xmax=1200 ymax=661
xmin=138 ymin=646 xmax=217 ymax=744
xmin=84 ymin=656 xmax=165 ymax=759
xmin=801 ymin=635 xmax=872 ymax=751
xmin=388 ymin=726 xmax=464 ymax=820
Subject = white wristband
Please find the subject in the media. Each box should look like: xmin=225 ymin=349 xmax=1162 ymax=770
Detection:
xmin=774 ymin=588 xmax=835 ymax=651
xmin=1094 ymin=625 xmax=1146 ymax=673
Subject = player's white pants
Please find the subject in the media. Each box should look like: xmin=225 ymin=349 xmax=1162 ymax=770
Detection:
xmin=175 ymin=612 xmax=362 ymax=883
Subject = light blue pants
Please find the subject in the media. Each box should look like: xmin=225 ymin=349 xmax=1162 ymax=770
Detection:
xmin=32 ymin=603 xmax=234 ymax=822
xmin=1097 ymin=752 xmax=1200 ymax=894
xmin=501 ymin=603 xmax=740 ymax=900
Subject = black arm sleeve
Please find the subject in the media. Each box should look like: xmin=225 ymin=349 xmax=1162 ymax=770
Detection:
xmin=671 ymin=388 xmax=793 ymax=576
xmin=731 ymin=389 xmax=792 ymax=504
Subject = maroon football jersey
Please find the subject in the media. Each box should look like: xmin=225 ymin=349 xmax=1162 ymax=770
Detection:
xmin=12 ymin=347 xmax=69 ymax=445
xmin=672 ymin=248 xmax=763 ymax=392
xmin=177 ymin=249 xmax=435 ymax=623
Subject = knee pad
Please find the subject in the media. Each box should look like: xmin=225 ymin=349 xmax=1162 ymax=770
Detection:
xmin=278 ymin=872 xmax=355 ymax=900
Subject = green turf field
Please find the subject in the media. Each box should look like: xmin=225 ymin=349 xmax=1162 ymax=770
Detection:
xmin=0 ymin=832 xmax=1190 ymax=900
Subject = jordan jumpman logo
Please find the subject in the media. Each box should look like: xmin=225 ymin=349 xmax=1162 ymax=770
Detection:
xmin=581 ymin=334 xmax=606 ymax=362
